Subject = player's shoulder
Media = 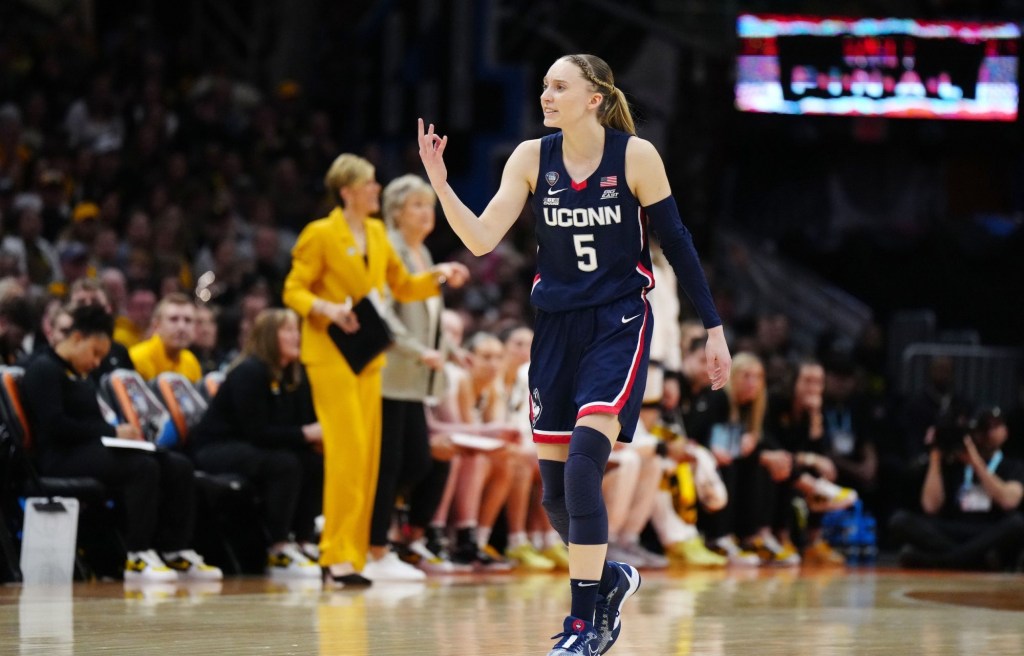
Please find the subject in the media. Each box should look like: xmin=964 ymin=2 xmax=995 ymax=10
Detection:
xmin=624 ymin=135 xmax=665 ymax=183
xmin=512 ymin=138 xmax=543 ymax=158
xmin=506 ymin=138 xmax=543 ymax=177
xmin=624 ymin=135 xmax=660 ymax=160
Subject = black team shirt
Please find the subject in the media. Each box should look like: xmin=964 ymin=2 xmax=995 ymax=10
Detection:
xmin=22 ymin=349 xmax=111 ymax=459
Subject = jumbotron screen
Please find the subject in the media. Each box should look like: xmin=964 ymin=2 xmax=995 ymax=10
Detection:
xmin=735 ymin=14 xmax=1020 ymax=121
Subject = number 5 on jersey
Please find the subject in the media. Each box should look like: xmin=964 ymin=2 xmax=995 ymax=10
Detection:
xmin=573 ymin=233 xmax=597 ymax=272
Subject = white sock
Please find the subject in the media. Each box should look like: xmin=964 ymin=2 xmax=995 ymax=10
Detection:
xmin=507 ymin=532 xmax=529 ymax=549
xmin=621 ymin=533 xmax=640 ymax=546
xmin=477 ymin=526 xmax=492 ymax=549
xmin=544 ymin=530 xmax=561 ymax=548
xmin=531 ymin=531 xmax=545 ymax=549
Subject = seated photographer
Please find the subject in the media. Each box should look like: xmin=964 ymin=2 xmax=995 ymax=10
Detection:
xmin=889 ymin=409 xmax=1024 ymax=570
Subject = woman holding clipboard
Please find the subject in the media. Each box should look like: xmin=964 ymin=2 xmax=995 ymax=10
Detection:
xmin=283 ymin=154 xmax=467 ymax=586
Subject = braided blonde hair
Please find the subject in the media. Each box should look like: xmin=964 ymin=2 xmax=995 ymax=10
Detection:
xmin=563 ymin=54 xmax=635 ymax=135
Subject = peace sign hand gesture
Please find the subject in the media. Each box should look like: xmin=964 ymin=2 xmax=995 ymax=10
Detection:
xmin=417 ymin=118 xmax=449 ymax=190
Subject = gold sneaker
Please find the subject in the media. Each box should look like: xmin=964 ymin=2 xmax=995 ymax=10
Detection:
xmin=505 ymin=543 xmax=556 ymax=571
xmin=745 ymin=535 xmax=801 ymax=567
xmin=802 ymin=540 xmax=846 ymax=567
xmin=541 ymin=543 xmax=571 ymax=569
xmin=668 ymin=537 xmax=727 ymax=568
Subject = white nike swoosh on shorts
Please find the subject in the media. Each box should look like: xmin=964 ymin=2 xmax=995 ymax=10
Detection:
xmin=621 ymin=313 xmax=642 ymax=324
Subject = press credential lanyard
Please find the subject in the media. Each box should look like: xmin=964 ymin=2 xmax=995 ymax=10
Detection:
xmin=963 ymin=450 xmax=1003 ymax=490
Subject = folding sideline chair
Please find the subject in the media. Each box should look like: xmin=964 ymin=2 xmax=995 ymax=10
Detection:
xmin=197 ymin=370 xmax=225 ymax=403
xmin=152 ymin=372 xmax=208 ymax=446
xmin=101 ymin=368 xmax=173 ymax=446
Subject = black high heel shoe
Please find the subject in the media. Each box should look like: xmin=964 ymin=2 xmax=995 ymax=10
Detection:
xmin=322 ymin=566 xmax=372 ymax=587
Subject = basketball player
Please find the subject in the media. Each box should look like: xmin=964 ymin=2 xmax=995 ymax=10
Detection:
xmin=418 ymin=53 xmax=731 ymax=655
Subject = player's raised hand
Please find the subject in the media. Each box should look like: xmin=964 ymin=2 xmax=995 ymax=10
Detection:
xmin=705 ymin=325 xmax=732 ymax=390
xmin=417 ymin=118 xmax=449 ymax=190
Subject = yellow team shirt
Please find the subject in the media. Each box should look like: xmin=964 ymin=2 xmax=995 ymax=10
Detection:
xmin=129 ymin=334 xmax=202 ymax=383
xmin=113 ymin=316 xmax=146 ymax=348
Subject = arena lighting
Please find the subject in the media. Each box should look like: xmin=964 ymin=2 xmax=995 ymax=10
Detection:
xmin=195 ymin=271 xmax=215 ymax=303
xmin=736 ymin=14 xmax=1020 ymax=120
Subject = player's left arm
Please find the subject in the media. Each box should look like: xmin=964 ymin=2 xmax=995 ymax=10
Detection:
xmin=626 ymin=137 xmax=731 ymax=390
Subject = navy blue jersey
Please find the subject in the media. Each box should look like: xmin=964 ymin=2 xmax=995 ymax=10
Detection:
xmin=529 ymin=128 xmax=654 ymax=312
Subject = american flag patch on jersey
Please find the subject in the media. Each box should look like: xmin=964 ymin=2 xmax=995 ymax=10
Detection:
xmin=600 ymin=176 xmax=617 ymax=187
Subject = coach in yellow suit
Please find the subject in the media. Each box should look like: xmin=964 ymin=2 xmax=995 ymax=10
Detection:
xmin=284 ymin=153 xmax=467 ymax=585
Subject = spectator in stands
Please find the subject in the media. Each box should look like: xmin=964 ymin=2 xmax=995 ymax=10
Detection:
xmin=189 ymin=308 xmax=323 ymax=578
xmin=191 ymin=303 xmax=222 ymax=374
xmin=113 ymin=286 xmax=155 ymax=348
xmin=98 ymin=267 xmax=129 ymax=320
xmin=0 ymin=103 xmax=29 ymax=190
xmin=22 ymin=304 xmax=221 ymax=582
xmin=367 ymin=174 xmax=468 ymax=581
xmin=55 ymin=241 xmax=91 ymax=292
xmin=63 ymin=72 xmax=124 ymax=150
xmin=1 ymin=202 xmax=61 ymax=289
xmin=889 ymin=408 xmax=1024 ymax=570
xmin=282 ymin=153 xmax=465 ymax=587
xmin=129 ymin=291 xmax=201 ymax=382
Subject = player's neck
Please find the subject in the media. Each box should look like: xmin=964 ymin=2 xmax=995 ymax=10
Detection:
xmin=560 ymin=120 xmax=605 ymax=163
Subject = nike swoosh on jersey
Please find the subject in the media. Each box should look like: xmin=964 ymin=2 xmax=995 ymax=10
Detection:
xmin=621 ymin=313 xmax=642 ymax=324
xmin=547 ymin=187 xmax=567 ymax=195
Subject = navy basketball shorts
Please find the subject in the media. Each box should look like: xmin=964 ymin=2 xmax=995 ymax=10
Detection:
xmin=529 ymin=292 xmax=653 ymax=445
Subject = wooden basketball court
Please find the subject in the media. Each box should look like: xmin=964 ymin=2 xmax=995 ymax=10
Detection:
xmin=3 ymin=568 xmax=1023 ymax=655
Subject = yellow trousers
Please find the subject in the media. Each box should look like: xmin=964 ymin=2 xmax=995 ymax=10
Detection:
xmin=307 ymin=362 xmax=382 ymax=571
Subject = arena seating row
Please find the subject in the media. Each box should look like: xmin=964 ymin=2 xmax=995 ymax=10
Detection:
xmin=0 ymin=367 xmax=268 ymax=582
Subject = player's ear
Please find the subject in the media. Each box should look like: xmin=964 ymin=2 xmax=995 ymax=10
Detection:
xmin=589 ymin=92 xmax=604 ymax=110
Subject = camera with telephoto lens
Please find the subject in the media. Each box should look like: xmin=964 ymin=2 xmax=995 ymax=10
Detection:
xmin=932 ymin=411 xmax=969 ymax=455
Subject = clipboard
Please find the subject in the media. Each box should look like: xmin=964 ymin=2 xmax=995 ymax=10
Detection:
xmin=327 ymin=295 xmax=395 ymax=374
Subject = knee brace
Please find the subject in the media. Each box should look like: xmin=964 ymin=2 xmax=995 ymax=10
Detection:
xmin=565 ymin=426 xmax=612 ymax=545
xmin=539 ymin=459 xmax=569 ymax=544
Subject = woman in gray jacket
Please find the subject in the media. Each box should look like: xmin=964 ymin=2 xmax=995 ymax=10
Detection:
xmin=365 ymin=174 xmax=470 ymax=580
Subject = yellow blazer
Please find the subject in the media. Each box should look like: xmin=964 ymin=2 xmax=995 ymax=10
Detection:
xmin=283 ymin=206 xmax=441 ymax=370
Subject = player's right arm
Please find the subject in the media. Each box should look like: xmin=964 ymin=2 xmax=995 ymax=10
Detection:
xmin=418 ymin=118 xmax=538 ymax=255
